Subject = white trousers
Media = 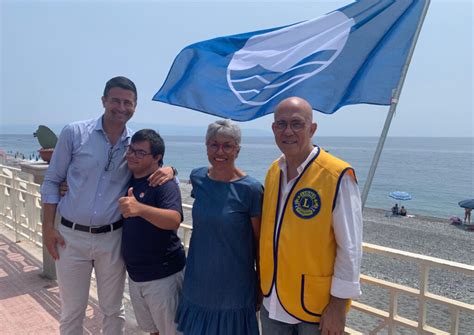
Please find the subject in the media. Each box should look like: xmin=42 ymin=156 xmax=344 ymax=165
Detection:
xmin=57 ymin=223 xmax=126 ymax=335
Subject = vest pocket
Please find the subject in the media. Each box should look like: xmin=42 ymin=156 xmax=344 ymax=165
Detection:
xmin=300 ymin=274 xmax=332 ymax=316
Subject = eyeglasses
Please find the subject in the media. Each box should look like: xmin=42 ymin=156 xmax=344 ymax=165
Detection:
xmin=126 ymin=145 xmax=153 ymax=159
xmin=273 ymin=120 xmax=306 ymax=132
xmin=206 ymin=142 xmax=237 ymax=153
xmin=105 ymin=146 xmax=120 ymax=171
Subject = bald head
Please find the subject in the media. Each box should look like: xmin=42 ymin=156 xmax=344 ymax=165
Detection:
xmin=272 ymin=97 xmax=317 ymax=165
xmin=275 ymin=97 xmax=313 ymax=123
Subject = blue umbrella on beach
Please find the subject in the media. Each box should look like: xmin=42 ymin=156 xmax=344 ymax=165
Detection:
xmin=389 ymin=191 xmax=412 ymax=201
xmin=458 ymin=199 xmax=474 ymax=209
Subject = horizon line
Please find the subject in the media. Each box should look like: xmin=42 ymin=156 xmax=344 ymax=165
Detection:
xmin=0 ymin=132 xmax=472 ymax=139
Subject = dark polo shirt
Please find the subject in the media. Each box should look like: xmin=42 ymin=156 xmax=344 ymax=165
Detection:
xmin=122 ymin=175 xmax=185 ymax=282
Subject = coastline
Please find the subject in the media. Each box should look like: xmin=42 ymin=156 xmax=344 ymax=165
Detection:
xmin=2 ymin=135 xmax=473 ymax=220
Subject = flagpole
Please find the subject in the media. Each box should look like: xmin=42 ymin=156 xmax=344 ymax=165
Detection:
xmin=361 ymin=0 xmax=431 ymax=209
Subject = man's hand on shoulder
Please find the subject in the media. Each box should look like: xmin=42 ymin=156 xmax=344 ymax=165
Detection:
xmin=148 ymin=166 xmax=175 ymax=187
xmin=319 ymin=296 xmax=347 ymax=335
xmin=119 ymin=187 xmax=143 ymax=218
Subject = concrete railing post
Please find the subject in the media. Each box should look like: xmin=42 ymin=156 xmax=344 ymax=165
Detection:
xmin=20 ymin=162 xmax=57 ymax=280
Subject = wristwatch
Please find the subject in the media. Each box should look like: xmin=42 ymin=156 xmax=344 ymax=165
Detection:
xmin=171 ymin=166 xmax=178 ymax=177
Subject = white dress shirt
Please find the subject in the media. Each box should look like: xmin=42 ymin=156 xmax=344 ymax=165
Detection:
xmin=262 ymin=146 xmax=363 ymax=324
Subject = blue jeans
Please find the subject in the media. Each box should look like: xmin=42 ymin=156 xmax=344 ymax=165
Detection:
xmin=260 ymin=306 xmax=321 ymax=335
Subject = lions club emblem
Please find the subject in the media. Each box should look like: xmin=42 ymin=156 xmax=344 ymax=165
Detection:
xmin=292 ymin=188 xmax=321 ymax=219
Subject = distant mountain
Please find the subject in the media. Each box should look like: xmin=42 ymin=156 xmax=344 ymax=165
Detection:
xmin=1 ymin=123 xmax=272 ymax=137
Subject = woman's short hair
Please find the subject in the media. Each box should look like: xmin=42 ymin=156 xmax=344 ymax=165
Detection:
xmin=206 ymin=119 xmax=241 ymax=145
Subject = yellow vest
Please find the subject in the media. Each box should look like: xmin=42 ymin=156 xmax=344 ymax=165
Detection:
xmin=260 ymin=148 xmax=355 ymax=323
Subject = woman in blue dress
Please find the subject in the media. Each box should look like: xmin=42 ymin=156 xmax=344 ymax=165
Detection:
xmin=176 ymin=120 xmax=263 ymax=335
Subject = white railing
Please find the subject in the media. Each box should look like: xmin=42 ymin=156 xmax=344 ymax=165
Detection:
xmin=354 ymin=244 xmax=474 ymax=334
xmin=0 ymin=163 xmax=472 ymax=334
xmin=0 ymin=164 xmax=43 ymax=246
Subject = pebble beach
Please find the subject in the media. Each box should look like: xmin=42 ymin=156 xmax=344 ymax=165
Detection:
xmin=357 ymin=208 xmax=473 ymax=334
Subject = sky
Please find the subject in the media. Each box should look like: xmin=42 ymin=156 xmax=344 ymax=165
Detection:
xmin=1 ymin=0 xmax=473 ymax=137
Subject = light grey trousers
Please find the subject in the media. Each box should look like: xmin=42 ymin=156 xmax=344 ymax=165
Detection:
xmin=129 ymin=270 xmax=184 ymax=335
xmin=56 ymin=224 xmax=126 ymax=335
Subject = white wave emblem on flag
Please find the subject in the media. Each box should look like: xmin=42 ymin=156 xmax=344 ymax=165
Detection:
xmin=227 ymin=11 xmax=354 ymax=106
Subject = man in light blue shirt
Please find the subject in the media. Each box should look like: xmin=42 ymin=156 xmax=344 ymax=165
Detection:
xmin=41 ymin=76 xmax=174 ymax=335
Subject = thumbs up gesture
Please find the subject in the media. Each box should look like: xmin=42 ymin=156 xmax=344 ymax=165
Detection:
xmin=118 ymin=187 xmax=142 ymax=218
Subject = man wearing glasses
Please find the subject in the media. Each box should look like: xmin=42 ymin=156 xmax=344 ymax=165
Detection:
xmin=40 ymin=76 xmax=175 ymax=334
xmin=118 ymin=129 xmax=185 ymax=335
xmin=259 ymin=97 xmax=362 ymax=335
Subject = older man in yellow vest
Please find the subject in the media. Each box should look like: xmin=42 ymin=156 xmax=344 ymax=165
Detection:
xmin=259 ymin=97 xmax=363 ymax=335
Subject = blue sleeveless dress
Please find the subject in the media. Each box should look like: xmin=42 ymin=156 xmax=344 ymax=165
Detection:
xmin=176 ymin=167 xmax=263 ymax=335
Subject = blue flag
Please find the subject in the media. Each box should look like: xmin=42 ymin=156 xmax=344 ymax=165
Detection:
xmin=154 ymin=0 xmax=427 ymax=121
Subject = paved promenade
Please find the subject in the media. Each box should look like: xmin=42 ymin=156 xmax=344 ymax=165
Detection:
xmin=0 ymin=225 xmax=143 ymax=335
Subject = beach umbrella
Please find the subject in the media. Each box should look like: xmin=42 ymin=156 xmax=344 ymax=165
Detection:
xmin=458 ymin=199 xmax=474 ymax=209
xmin=389 ymin=191 xmax=412 ymax=201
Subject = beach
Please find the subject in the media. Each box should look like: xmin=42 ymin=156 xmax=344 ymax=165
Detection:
xmin=358 ymin=208 xmax=473 ymax=334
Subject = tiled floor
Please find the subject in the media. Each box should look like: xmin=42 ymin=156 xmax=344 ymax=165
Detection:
xmin=0 ymin=232 xmax=142 ymax=334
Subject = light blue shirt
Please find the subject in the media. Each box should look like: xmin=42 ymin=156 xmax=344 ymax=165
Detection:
xmin=40 ymin=116 xmax=132 ymax=227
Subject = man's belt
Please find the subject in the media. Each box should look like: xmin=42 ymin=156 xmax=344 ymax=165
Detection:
xmin=61 ymin=217 xmax=123 ymax=234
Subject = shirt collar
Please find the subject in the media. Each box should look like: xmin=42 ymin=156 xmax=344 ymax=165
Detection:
xmin=278 ymin=146 xmax=319 ymax=176
xmin=93 ymin=116 xmax=104 ymax=132
xmin=94 ymin=115 xmax=133 ymax=143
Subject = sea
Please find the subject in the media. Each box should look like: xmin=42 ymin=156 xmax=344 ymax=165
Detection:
xmin=1 ymin=134 xmax=472 ymax=219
